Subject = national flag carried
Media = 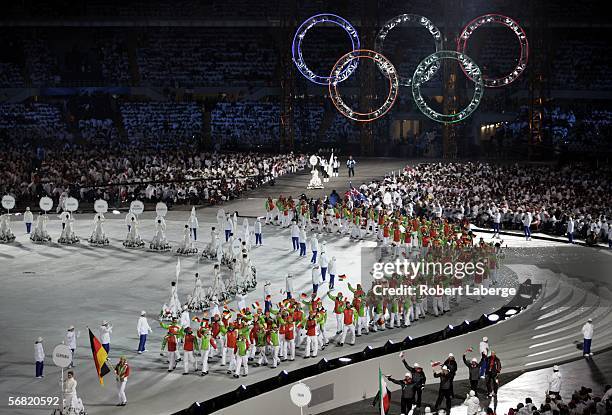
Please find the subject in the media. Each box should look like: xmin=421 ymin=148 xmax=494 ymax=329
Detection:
xmin=175 ymin=257 xmax=181 ymax=281
xmin=88 ymin=329 xmax=111 ymax=385
xmin=378 ymin=367 xmax=390 ymax=415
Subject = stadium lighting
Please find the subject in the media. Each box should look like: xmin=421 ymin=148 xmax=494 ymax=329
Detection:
xmin=339 ymin=357 xmax=351 ymax=363
xmin=505 ymin=309 xmax=518 ymax=316
xmin=112 ymin=210 xmax=120 ymax=215
xmin=488 ymin=314 xmax=500 ymax=322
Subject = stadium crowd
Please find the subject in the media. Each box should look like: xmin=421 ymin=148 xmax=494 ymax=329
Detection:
xmin=0 ymin=139 xmax=306 ymax=207
xmin=502 ymin=386 xmax=612 ymax=415
xmin=291 ymin=161 xmax=612 ymax=243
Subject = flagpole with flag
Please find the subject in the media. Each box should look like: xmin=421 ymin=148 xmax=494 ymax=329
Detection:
xmin=378 ymin=366 xmax=390 ymax=415
xmin=88 ymin=328 xmax=111 ymax=385
xmin=175 ymin=257 xmax=181 ymax=287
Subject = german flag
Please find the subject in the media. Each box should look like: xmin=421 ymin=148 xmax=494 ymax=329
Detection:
xmin=88 ymin=329 xmax=111 ymax=385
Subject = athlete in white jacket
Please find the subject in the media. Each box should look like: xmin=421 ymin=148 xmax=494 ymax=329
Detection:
xmin=463 ymin=390 xmax=480 ymax=415
xmin=582 ymin=319 xmax=594 ymax=357
xmin=136 ymin=311 xmax=152 ymax=354
xmin=99 ymin=321 xmax=113 ymax=353
xmin=548 ymin=365 xmax=562 ymax=399
xmin=34 ymin=337 xmax=45 ymax=378
xmin=24 ymin=207 xmax=34 ymax=234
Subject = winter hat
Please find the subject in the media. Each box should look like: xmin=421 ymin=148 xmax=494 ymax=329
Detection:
xmin=404 ymin=372 xmax=412 ymax=378
xmin=553 ymin=365 xmax=559 ymax=371
xmin=471 ymin=357 xmax=478 ymax=363
xmin=36 ymin=337 xmax=43 ymax=343
xmin=141 ymin=310 xmax=146 ymax=316
xmin=68 ymin=325 xmax=75 ymax=331
xmin=102 ymin=320 xmax=109 ymax=326
xmin=414 ymin=362 xmax=420 ymax=368
xmin=469 ymin=390 xmax=476 ymax=397
xmin=448 ymin=353 xmax=454 ymax=357
xmin=483 ymin=336 xmax=488 ymax=341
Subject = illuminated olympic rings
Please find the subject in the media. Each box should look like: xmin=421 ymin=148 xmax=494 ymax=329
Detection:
xmin=292 ymin=13 xmax=528 ymax=123
xmin=375 ymin=14 xmax=443 ymax=87
xmin=292 ymin=13 xmax=360 ymax=85
xmin=412 ymin=51 xmax=484 ymax=124
xmin=457 ymin=14 xmax=528 ymax=87
xmin=329 ymin=50 xmax=399 ymax=122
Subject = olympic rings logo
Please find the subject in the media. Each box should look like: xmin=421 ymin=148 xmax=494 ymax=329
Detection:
xmin=292 ymin=13 xmax=528 ymax=124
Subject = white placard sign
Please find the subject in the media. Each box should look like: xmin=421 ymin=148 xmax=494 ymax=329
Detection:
xmin=94 ymin=199 xmax=108 ymax=214
xmin=130 ymin=200 xmax=144 ymax=215
xmin=2 ymin=195 xmax=15 ymax=210
xmin=155 ymin=202 xmax=168 ymax=217
xmin=290 ymin=383 xmax=312 ymax=408
xmin=383 ymin=192 xmax=392 ymax=205
xmin=39 ymin=197 xmax=53 ymax=212
xmin=309 ymin=155 xmax=318 ymax=166
xmin=52 ymin=344 xmax=73 ymax=368
xmin=64 ymin=197 xmax=79 ymax=212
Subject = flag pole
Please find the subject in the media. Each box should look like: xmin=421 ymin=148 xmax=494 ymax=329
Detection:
xmin=378 ymin=365 xmax=382 ymax=415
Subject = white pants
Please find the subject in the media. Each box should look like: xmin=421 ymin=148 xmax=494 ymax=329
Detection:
xmin=279 ymin=334 xmax=286 ymax=358
xmin=389 ymin=311 xmax=400 ymax=327
xmin=257 ymin=346 xmax=268 ymax=365
xmin=372 ymin=311 xmax=385 ymax=331
xmin=200 ymin=349 xmax=210 ymax=373
xmin=403 ymin=307 xmax=413 ymax=326
xmin=117 ymin=379 xmax=127 ymax=404
xmin=283 ymin=338 xmax=295 ymax=360
xmin=183 ymin=351 xmax=195 ymax=373
xmin=226 ymin=349 xmax=236 ymax=372
xmin=297 ymin=329 xmax=306 ymax=347
xmin=318 ymin=326 xmax=328 ymax=345
xmin=433 ymin=296 xmax=444 ymax=316
xmin=168 ymin=351 xmax=177 ymax=370
xmin=271 ymin=345 xmax=280 ymax=367
xmin=443 ymin=295 xmax=451 ymax=312
xmin=216 ymin=337 xmax=226 ymax=364
xmin=272 ymin=208 xmax=280 ymax=224
xmin=341 ymin=324 xmax=356 ymax=344
xmin=357 ymin=316 xmax=368 ymax=335
xmin=265 ymin=211 xmax=273 ymax=224
xmin=305 ymin=335 xmax=318 ymax=357
xmin=235 ymin=355 xmax=248 ymax=376
xmin=415 ymin=301 xmax=425 ymax=317
xmin=335 ymin=313 xmax=344 ymax=333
